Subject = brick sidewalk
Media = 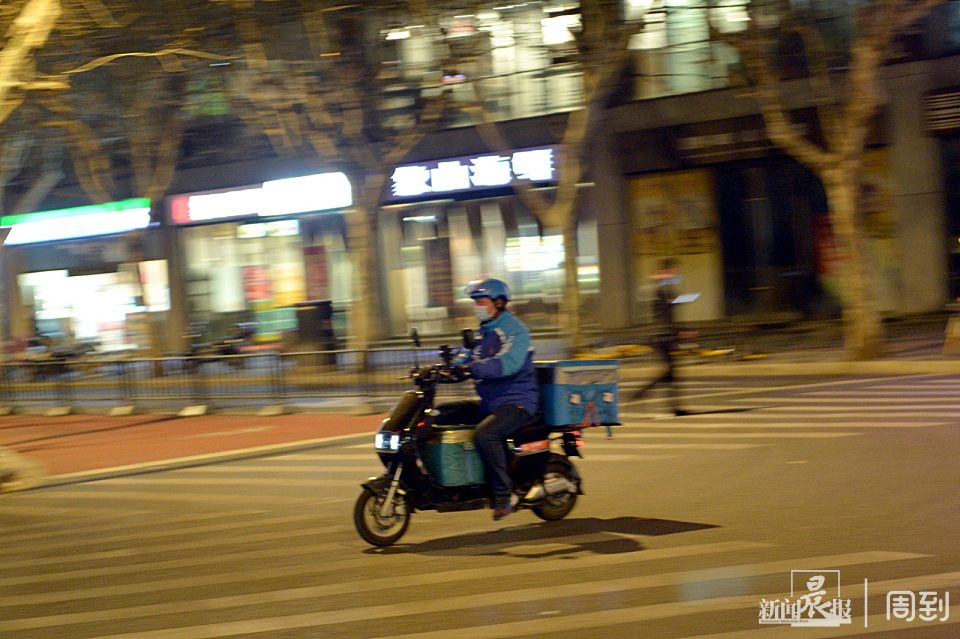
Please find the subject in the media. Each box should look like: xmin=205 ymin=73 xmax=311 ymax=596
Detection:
xmin=0 ymin=412 xmax=381 ymax=481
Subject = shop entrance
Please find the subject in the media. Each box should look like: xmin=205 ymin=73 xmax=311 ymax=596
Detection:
xmin=18 ymin=261 xmax=170 ymax=352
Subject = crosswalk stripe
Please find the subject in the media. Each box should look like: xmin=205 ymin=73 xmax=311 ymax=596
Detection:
xmin=278 ymin=453 xmax=377 ymax=461
xmin=733 ymin=405 xmax=960 ymax=414
xmin=0 ymin=509 xmax=233 ymax=544
xmin=27 ymin=551 xmax=922 ymax=638
xmin=100 ymin=476 xmax=364 ymax=487
xmin=586 ymin=442 xmax=770 ymax=450
xmin=694 ymin=608 xmax=960 ymax=638
xmin=803 ymin=389 xmax=960 ymax=396
xmin=178 ymin=462 xmax=378 ymax=473
xmin=0 ymin=512 xmax=328 ymax=557
xmin=0 ymin=532 xmax=356 ymax=587
xmin=0 ymin=540 xmax=770 ymax=607
xmin=0 ymin=503 xmax=152 ymax=518
xmin=372 ymin=571 xmax=960 ymax=639
xmin=615 ymin=418 xmax=945 ymax=429
xmin=588 ymin=432 xmax=858 ymax=439
xmin=694 ymin=572 xmax=960 ymax=638
xmin=853 ymin=384 xmax=960 ymax=390
xmin=0 ymin=521 xmax=349 ymax=571
xmin=577 ymin=454 xmax=678 ymax=461
xmin=23 ymin=484 xmax=356 ymax=506
xmin=732 ymin=396 xmax=960 ymax=404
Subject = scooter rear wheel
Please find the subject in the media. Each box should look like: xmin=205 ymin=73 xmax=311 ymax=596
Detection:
xmin=354 ymin=488 xmax=411 ymax=547
xmin=532 ymin=462 xmax=578 ymax=521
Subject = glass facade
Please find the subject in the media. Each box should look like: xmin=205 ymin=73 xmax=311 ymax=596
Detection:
xmin=181 ymin=221 xmax=307 ymax=340
xmin=17 ymin=261 xmax=170 ymax=352
xmin=381 ymin=196 xmax=599 ymax=335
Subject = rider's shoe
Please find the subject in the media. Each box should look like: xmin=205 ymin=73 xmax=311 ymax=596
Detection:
xmin=493 ymin=505 xmax=512 ymax=520
xmin=493 ymin=496 xmax=515 ymax=521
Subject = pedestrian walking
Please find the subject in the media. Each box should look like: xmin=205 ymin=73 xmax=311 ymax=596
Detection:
xmin=633 ymin=258 xmax=691 ymax=416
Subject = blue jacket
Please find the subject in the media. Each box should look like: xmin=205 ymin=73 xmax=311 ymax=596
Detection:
xmin=464 ymin=310 xmax=539 ymax=415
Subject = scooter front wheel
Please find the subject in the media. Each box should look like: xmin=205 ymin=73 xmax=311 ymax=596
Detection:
xmin=353 ymin=488 xmax=411 ymax=547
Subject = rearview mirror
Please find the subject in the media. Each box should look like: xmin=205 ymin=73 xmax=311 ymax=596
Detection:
xmin=461 ymin=328 xmax=476 ymax=350
xmin=410 ymin=328 xmax=421 ymax=348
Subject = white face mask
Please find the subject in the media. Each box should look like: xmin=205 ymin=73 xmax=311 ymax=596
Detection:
xmin=474 ymin=306 xmax=493 ymax=322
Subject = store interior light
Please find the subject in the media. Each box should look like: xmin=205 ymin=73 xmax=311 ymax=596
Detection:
xmin=1 ymin=198 xmax=152 ymax=245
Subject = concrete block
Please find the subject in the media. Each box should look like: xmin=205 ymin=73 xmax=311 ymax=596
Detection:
xmin=256 ymin=404 xmax=291 ymax=417
xmin=109 ymin=405 xmax=137 ymax=417
xmin=178 ymin=404 xmax=209 ymax=418
xmin=45 ymin=406 xmax=72 ymax=417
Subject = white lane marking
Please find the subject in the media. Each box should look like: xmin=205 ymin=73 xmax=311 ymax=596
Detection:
xmin=174 ymin=462 xmax=378 ymax=473
xmin=0 ymin=512 xmax=330 ymax=557
xmin=730 ymin=396 xmax=960 ymax=404
xmin=98 ymin=476 xmax=362 ymax=487
xmin=25 ymin=486 xmax=353 ymax=505
xmin=586 ymin=442 xmax=769 ymax=450
xmin=0 ymin=510 xmax=248 ymax=546
xmin=2 ymin=541 xmax=770 ymax=607
xmin=803 ymin=389 xmax=960 ymax=396
xmin=36 ymin=552 xmax=924 ymax=639
xmin=277 ymin=453 xmax=377 ymax=461
xmin=375 ymin=569 xmax=959 ymax=639
xmin=588 ymin=432 xmax=858 ymax=439
xmin=615 ymin=418 xmax=945 ymax=429
xmin=184 ymin=427 xmax=272 ymax=439
xmin=577 ymin=454 xmax=678 ymax=462
xmin=736 ymin=405 xmax=960 ymax=413
xmin=0 ymin=523 xmax=354 ymax=588
xmin=0 ymin=520 xmax=352 ymax=572
xmin=628 ymin=374 xmax=941 ymax=404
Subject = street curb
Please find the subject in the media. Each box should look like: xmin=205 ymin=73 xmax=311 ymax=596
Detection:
xmin=33 ymin=431 xmax=373 ymax=490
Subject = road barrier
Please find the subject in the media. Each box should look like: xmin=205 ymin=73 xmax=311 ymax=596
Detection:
xmin=0 ymin=348 xmax=474 ymax=414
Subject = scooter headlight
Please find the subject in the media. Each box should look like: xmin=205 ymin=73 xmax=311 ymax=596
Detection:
xmin=374 ymin=432 xmax=401 ymax=452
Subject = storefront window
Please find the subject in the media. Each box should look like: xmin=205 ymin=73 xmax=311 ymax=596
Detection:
xmin=386 ymin=196 xmax=598 ymax=335
xmin=182 ymin=221 xmax=306 ymax=340
xmin=18 ymin=262 xmax=167 ymax=352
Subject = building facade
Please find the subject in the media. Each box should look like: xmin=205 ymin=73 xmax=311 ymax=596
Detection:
xmin=4 ymin=0 xmax=960 ymax=352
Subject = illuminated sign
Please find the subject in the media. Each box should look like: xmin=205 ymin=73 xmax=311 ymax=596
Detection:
xmin=169 ymin=172 xmax=352 ymax=225
xmin=387 ymin=146 xmax=557 ymax=202
xmin=0 ymin=198 xmax=152 ymax=245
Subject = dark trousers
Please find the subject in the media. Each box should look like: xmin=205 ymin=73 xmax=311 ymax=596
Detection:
xmin=436 ymin=400 xmax=530 ymax=503
xmin=637 ymin=336 xmax=682 ymax=411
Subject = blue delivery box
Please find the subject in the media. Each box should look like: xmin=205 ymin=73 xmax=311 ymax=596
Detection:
xmin=535 ymin=360 xmax=620 ymax=427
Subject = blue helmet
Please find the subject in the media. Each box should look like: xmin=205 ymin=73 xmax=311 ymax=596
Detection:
xmin=465 ymin=278 xmax=510 ymax=302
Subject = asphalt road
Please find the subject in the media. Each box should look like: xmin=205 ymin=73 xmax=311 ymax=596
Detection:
xmin=2 ymin=374 xmax=959 ymax=638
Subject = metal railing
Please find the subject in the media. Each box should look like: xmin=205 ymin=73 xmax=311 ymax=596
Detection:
xmin=0 ymin=348 xmax=475 ymax=413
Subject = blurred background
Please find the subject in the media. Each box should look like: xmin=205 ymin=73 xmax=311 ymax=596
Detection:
xmin=1 ymin=0 xmax=958 ymax=361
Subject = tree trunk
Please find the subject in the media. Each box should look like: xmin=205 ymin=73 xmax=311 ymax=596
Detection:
xmin=824 ymin=167 xmax=884 ymax=359
xmin=0 ymin=0 xmax=61 ymax=126
xmin=346 ymin=174 xmax=387 ymax=353
xmin=560 ymin=219 xmax=583 ymax=355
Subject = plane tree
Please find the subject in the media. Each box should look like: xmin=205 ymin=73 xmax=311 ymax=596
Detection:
xmin=713 ymin=0 xmax=947 ymax=359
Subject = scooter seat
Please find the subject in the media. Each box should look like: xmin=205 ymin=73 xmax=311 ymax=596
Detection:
xmin=512 ymin=414 xmax=548 ymax=444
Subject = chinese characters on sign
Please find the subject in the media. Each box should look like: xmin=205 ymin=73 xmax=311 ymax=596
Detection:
xmin=759 ymin=571 xmax=953 ymax=629
xmin=388 ymin=147 xmax=556 ymax=201
xmin=887 ymin=590 xmax=950 ymax=623
xmin=759 ymin=571 xmax=852 ymax=628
